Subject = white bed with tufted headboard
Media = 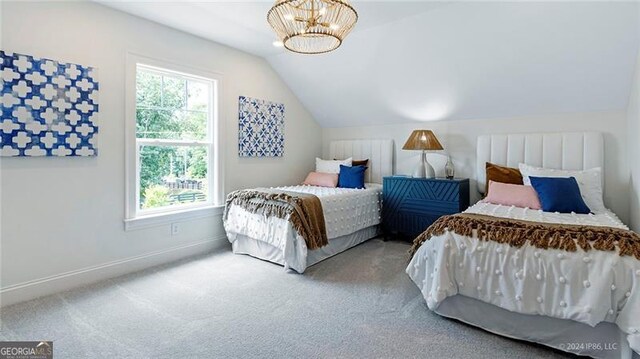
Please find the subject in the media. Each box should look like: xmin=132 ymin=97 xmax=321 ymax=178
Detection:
xmin=329 ymin=139 xmax=394 ymax=184
xmin=476 ymin=131 xmax=604 ymax=194
xmin=407 ymin=132 xmax=639 ymax=359
xmin=224 ymin=139 xmax=392 ymax=273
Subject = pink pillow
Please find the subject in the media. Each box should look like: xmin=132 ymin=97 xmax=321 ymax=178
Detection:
xmin=483 ymin=181 xmax=541 ymax=209
xmin=303 ymin=172 xmax=338 ymax=188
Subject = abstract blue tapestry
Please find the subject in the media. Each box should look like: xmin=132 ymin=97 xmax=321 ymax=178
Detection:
xmin=238 ymin=96 xmax=284 ymax=157
xmin=0 ymin=50 xmax=99 ymax=157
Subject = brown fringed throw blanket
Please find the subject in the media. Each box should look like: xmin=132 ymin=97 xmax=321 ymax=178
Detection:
xmin=409 ymin=213 xmax=640 ymax=260
xmin=224 ymin=189 xmax=328 ymax=250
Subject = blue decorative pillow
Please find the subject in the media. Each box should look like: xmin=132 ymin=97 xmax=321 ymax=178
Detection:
xmin=529 ymin=176 xmax=591 ymax=214
xmin=338 ymin=165 xmax=367 ymax=189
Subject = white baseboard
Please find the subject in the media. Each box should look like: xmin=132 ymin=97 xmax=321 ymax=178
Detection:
xmin=0 ymin=235 xmax=229 ymax=307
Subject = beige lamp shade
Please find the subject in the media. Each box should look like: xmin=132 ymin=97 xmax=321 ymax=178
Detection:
xmin=402 ymin=130 xmax=444 ymax=151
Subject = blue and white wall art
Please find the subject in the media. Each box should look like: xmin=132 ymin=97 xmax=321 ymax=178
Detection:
xmin=0 ymin=50 xmax=99 ymax=157
xmin=238 ymin=96 xmax=284 ymax=157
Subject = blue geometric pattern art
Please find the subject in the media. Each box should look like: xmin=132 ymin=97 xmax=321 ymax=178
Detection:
xmin=0 ymin=50 xmax=99 ymax=157
xmin=238 ymin=96 xmax=284 ymax=157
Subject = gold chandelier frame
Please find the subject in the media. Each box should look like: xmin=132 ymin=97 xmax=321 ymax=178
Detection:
xmin=267 ymin=0 xmax=358 ymax=54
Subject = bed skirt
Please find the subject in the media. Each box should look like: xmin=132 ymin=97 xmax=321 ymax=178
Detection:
xmin=434 ymin=294 xmax=639 ymax=359
xmin=231 ymin=226 xmax=379 ymax=273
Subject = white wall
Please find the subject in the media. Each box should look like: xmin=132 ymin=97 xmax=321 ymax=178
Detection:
xmin=0 ymin=1 xmax=321 ymax=305
xmin=627 ymin=50 xmax=640 ymax=232
xmin=323 ymin=111 xmax=630 ymax=223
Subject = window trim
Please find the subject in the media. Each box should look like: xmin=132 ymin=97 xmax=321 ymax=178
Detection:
xmin=124 ymin=53 xmax=225 ymax=229
xmin=134 ymin=64 xmax=215 ymax=217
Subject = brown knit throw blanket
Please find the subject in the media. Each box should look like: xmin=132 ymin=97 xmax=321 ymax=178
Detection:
xmin=409 ymin=213 xmax=640 ymax=260
xmin=224 ymin=188 xmax=328 ymax=250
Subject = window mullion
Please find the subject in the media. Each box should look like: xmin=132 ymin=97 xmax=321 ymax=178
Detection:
xmin=185 ymin=80 xmax=189 ymax=112
xmin=137 ymin=105 xmax=207 ymax=114
xmin=137 ymin=138 xmax=209 ymax=147
xmin=160 ymin=74 xmax=164 ymax=108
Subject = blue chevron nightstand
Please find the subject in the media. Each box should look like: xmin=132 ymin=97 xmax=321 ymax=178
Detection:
xmin=382 ymin=176 xmax=470 ymax=240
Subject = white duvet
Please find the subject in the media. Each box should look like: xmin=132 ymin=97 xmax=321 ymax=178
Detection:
xmin=224 ymin=184 xmax=382 ymax=270
xmin=407 ymin=202 xmax=640 ymax=354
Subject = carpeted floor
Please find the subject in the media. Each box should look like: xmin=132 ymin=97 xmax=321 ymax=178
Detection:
xmin=0 ymin=239 xmax=571 ymax=358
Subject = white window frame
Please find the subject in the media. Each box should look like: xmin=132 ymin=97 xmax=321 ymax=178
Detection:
xmin=124 ymin=54 xmax=224 ymax=230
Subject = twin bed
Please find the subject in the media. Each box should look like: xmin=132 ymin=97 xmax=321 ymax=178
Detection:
xmin=224 ymin=139 xmax=392 ymax=273
xmin=408 ymin=132 xmax=640 ymax=358
xmin=224 ymin=132 xmax=639 ymax=358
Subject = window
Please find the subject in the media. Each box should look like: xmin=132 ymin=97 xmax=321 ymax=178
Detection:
xmin=125 ymin=56 xmax=222 ymax=226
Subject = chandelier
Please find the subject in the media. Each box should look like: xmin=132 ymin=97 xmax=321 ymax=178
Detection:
xmin=267 ymin=0 xmax=358 ymax=54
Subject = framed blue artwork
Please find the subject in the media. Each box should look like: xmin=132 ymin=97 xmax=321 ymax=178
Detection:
xmin=238 ymin=96 xmax=284 ymax=157
xmin=0 ymin=50 xmax=99 ymax=157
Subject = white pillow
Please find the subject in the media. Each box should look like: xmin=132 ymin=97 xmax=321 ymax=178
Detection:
xmin=316 ymin=157 xmax=352 ymax=174
xmin=518 ymin=163 xmax=606 ymax=213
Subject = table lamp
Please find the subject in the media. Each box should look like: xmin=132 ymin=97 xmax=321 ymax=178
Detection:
xmin=402 ymin=130 xmax=443 ymax=178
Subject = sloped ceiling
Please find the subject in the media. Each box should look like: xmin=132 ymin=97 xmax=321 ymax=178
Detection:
xmin=100 ymin=1 xmax=640 ymax=127
xmin=98 ymin=1 xmax=442 ymax=57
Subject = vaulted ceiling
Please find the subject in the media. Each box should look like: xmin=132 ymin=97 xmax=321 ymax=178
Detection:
xmin=101 ymin=1 xmax=640 ymax=127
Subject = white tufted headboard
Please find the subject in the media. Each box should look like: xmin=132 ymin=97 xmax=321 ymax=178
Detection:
xmin=477 ymin=132 xmax=604 ymax=194
xmin=329 ymin=139 xmax=393 ymax=184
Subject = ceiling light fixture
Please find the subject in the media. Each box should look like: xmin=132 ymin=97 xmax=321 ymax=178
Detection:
xmin=267 ymin=0 xmax=358 ymax=54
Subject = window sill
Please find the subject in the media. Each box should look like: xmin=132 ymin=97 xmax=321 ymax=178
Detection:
xmin=124 ymin=205 xmax=224 ymax=231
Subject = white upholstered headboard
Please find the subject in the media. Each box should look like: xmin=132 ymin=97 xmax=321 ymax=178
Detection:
xmin=477 ymin=132 xmax=604 ymax=194
xmin=329 ymin=139 xmax=393 ymax=184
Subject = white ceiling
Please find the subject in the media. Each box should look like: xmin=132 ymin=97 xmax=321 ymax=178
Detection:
xmin=100 ymin=1 xmax=640 ymax=127
xmin=99 ymin=1 xmax=443 ymax=57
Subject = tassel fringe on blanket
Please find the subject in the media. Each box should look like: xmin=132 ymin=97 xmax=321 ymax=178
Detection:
xmin=224 ymin=189 xmax=328 ymax=250
xmin=409 ymin=213 xmax=640 ymax=260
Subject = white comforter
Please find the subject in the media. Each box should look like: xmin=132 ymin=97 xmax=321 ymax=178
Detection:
xmin=407 ymin=202 xmax=640 ymax=354
xmin=224 ymin=184 xmax=382 ymax=270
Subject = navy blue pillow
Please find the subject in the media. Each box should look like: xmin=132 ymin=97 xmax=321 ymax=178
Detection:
xmin=338 ymin=165 xmax=367 ymax=189
xmin=529 ymin=176 xmax=591 ymax=214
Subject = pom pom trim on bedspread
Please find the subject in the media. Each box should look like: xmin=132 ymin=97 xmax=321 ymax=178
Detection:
xmin=409 ymin=213 xmax=640 ymax=260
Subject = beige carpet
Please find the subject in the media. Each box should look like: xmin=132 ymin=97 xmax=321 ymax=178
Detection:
xmin=0 ymin=239 xmax=570 ymax=358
